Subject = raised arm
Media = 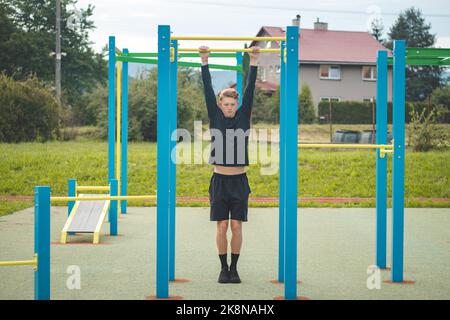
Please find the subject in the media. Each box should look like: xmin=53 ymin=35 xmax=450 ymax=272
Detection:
xmin=240 ymin=46 xmax=260 ymax=117
xmin=199 ymin=46 xmax=218 ymax=118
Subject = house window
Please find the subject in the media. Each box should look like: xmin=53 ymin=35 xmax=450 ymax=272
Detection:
xmin=320 ymin=65 xmax=341 ymax=80
xmin=265 ymin=41 xmax=272 ymax=49
xmin=260 ymin=67 xmax=266 ymax=81
xmin=320 ymin=97 xmax=341 ymax=102
xmin=275 ymin=65 xmax=280 ymax=74
xmin=362 ymin=66 xmax=377 ymax=81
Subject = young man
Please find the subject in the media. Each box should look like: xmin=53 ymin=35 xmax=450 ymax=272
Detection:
xmin=199 ymin=45 xmax=260 ymax=284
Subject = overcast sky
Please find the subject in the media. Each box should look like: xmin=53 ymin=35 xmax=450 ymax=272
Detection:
xmin=76 ymin=0 xmax=450 ymax=58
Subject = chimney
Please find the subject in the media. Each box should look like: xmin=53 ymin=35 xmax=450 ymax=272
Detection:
xmin=292 ymin=14 xmax=301 ymax=27
xmin=314 ymin=17 xmax=328 ymax=31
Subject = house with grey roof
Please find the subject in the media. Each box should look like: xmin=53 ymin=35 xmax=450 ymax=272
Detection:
xmin=250 ymin=16 xmax=393 ymax=114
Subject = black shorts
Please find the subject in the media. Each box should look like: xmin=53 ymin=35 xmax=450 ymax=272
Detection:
xmin=209 ymin=172 xmax=251 ymax=222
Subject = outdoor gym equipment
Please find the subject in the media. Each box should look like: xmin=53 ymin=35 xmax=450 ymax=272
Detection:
xmin=13 ymin=24 xmax=447 ymax=300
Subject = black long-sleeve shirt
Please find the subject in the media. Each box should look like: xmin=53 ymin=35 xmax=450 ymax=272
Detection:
xmin=201 ymin=64 xmax=257 ymax=166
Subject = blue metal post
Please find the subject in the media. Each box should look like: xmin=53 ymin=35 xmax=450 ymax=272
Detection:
xmin=34 ymin=186 xmax=50 ymax=300
xmin=109 ymin=179 xmax=118 ymax=236
xmin=284 ymin=26 xmax=299 ymax=300
xmin=108 ymin=36 xmax=116 ymax=182
xmin=169 ymin=39 xmax=178 ymax=281
xmin=391 ymin=40 xmax=406 ymax=282
xmin=278 ymin=41 xmax=286 ymax=283
xmin=121 ymin=48 xmax=129 ymax=214
xmin=156 ymin=25 xmax=170 ymax=298
xmin=68 ymin=178 xmax=76 ymax=216
xmin=236 ymin=52 xmax=243 ymax=106
xmin=375 ymin=51 xmax=388 ymax=269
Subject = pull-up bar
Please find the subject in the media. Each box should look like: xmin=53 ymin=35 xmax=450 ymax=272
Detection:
xmin=171 ymin=36 xmax=285 ymax=41
xmin=121 ymin=52 xmax=238 ymax=58
xmin=297 ymin=143 xmax=393 ymax=149
xmin=178 ymin=48 xmax=280 ymax=53
xmin=115 ymin=56 xmax=242 ymax=71
xmin=51 ymin=195 xmax=157 ymax=202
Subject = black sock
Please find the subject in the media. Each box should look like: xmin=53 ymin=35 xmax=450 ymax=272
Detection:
xmin=230 ymin=253 xmax=240 ymax=271
xmin=219 ymin=254 xmax=228 ymax=270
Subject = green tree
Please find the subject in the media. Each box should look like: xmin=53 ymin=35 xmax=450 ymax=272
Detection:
xmin=430 ymin=85 xmax=450 ymax=123
xmin=298 ymin=84 xmax=315 ymax=124
xmin=0 ymin=0 xmax=106 ymax=112
xmin=387 ymin=7 xmax=442 ymax=101
xmin=94 ymin=67 xmax=207 ymax=141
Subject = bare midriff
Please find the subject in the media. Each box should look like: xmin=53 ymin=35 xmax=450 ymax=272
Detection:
xmin=214 ymin=165 xmax=246 ymax=175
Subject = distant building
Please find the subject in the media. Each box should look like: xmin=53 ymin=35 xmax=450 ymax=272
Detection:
xmin=250 ymin=16 xmax=393 ymax=113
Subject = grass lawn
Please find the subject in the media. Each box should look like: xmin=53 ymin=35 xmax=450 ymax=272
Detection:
xmin=0 ymin=139 xmax=448 ymax=216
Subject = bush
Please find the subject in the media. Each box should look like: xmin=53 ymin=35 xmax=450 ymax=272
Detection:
xmin=0 ymin=73 xmax=59 ymax=142
xmin=318 ymin=101 xmax=374 ymax=124
xmin=299 ymin=84 xmax=315 ymax=124
xmin=252 ymin=84 xmax=316 ymax=124
xmin=407 ymin=105 xmax=449 ymax=151
xmin=252 ymin=87 xmax=279 ymax=124
xmin=317 ymin=100 xmax=442 ymax=124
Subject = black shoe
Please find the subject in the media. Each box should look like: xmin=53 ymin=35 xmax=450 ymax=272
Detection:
xmin=229 ymin=269 xmax=241 ymax=283
xmin=218 ymin=268 xmax=230 ymax=284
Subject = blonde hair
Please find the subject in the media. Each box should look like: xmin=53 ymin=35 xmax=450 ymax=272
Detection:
xmin=218 ymin=88 xmax=239 ymax=102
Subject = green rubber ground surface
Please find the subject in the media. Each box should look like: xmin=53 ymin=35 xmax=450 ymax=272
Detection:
xmin=0 ymin=207 xmax=449 ymax=300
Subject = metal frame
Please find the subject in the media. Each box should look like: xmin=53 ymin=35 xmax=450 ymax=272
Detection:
xmin=155 ymin=26 xmax=298 ymax=300
xmin=0 ymin=187 xmax=51 ymax=300
xmin=27 ymin=28 xmax=448 ymax=300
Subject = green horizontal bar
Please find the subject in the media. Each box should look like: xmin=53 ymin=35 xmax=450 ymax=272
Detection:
xmin=179 ymin=61 xmax=242 ymax=71
xmin=179 ymin=53 xmax=237 ymax=58
xmin=124 ymin=52 xmax=158 ymax=57
xmin=116 ymin=56 xmax=158 ymax=64
xmin=120 ymin=52 xmax=237 ymax=58
xmin=406 ymin=47 xmax=450 ymax=58
xmin=116 ymin=56 xmax=242 ymax=71
xmin=388 ymin=56 xmax=450 ymax=66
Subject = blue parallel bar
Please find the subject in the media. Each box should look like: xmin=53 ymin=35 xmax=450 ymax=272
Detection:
xmin=121 ymin=48 xmax=129 ymax=214
xmin=156 ymin=25 xmax=170 ymax=298
xmin=278 ymin=41 xmax=286 ymax=283
xmin=284 ymin=25 xmax=299 ymax=300
xmin=236 ymin=52 xmax=243 ymax=106
xmin=391 ymin=40 xmax=406 ymax=282
xmin=108 ymin=36 xmax=116 ymax=182
xmin=68 ymin=178 xmax=76 ymax=216
xmin=34 ymin=186 xmax=50 ymax=300
xmin=169 ymin=39 xmax=178 ymax=281
xmin=375 ymin=51 xmax=388 ymax=269
xmin=109 ymin=179 xmax=118 ymax=236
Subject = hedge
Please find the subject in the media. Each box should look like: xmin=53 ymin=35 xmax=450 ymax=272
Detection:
xmin=0 ymin=74 xmax=59 ymax=142
xmin=318 ymin=100 xmax=444 ymax=124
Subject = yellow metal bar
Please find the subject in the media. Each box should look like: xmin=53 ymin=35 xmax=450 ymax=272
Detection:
xmin=60 ymin=196 xmax=82 ymax=243
xmin=171 ymin=36 xmax=285 ymax=41
xmin=297 ymin=143 xmax=393 ymax=149
xmin=178 ymin=48 xmax=280 ymax=53
xmin=51 ymin=195 xmax=157 ymax=202
xmin=116 ymin=62 xmax=122 ymax=206
xmin=76 ymin=186 xmax=110 ymax=191
xmin=93 ymin=200 xmax=110 ymax=244
xmin=0 ymin=254 xmax=37 ymax=270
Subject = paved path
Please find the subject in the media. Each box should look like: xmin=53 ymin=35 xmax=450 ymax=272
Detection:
xmin=0 ymin=207 xmax=449 ymax=300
